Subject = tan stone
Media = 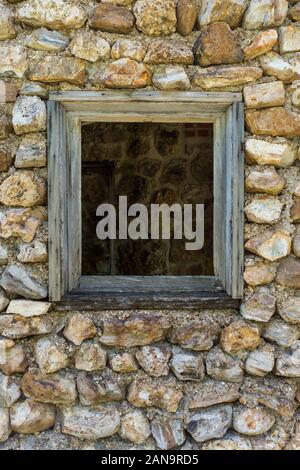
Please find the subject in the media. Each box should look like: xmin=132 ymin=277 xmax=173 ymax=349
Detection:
xmin=0 ymin=148 xmax=13 ymax=172
xmin=63 ymin=314 xmax=96 ymax=346
xmin=110 ymin=352 xmax=138 ymax=373
xmin=220 ymin=321 xmax=261 ymax=355
xmin=0 ymin=208 xmax=44 ymax=243
xmin=276 ymin=256 xmax=300 ymax=288
xmin=0 ymin=372 xmax=21 ymax=407
xmin=0 ymin=3 xmax=16 ymax=40
xmin=127 ymin=380 xmax=183 ymax=413
xmin=120 ymin=409 xmax=151 ymax=444
xmin=244 ymin=81 xmax=285 ymax=110
xmin=16 ymin=0 xmax=87 ymax=30
xmin=244 ymin=263 xmax=277 ymax=286
xmin=170 ymin=320 xmax=220 ymax=351
xmin=135 ymin=345 xmax=171 ymax=377
xmin=0 ymin=81 xmax=18 ymax=103
xmin=245 ymin=229 xmax=291 ymax=261
xmin=245 ymin=168 xmax=286 ymax=195
xmin=153 ymin=66 xmax=190 ymax=91
xmin=0 ymin=407 xmax=11 ymax=443
xmin=280 ymin=25 xmax=300 ymax=54
xmin=100 ymin=58 xmax=151 ymax=89
xmin=0 ymin=171 xmax=47 ymax=207
xmin=294 ymin=182 xmax=300 ymax=197
xmin=240 ymin=289 xmax=276 ymax=323
xmin=99 ymin=314 xmax=170 ymax=347
xmin=77 ymin=371 xmax=124 ymax=406
xmin=70 ymin=31 xmax=110 ymax=63
xmin=35 ymin=335 xmax=69 ymax=374
xmin=293 ymin=234 xmax=300 ymax=257
xmin=75 ymin=341 xmax=107 ymax=372
xmin=15 ymin=133 xmax=46 ymax=169
xmin=194 ymin=22 xmax=243 ymax=67
xmin=102 ymin=0 xmax=135 ymax=4
xmin=111 ymin=39 xmax=146 ymax=62
xmin=144 ymin=40 xmax=193 ymax=65
xmin=0 ymin=344 xmax=28 ymax=376
xmin=6 ymin=300 xmax=50 ymax=317
xmin=22 ymin=371 xmax=77 ymax=405
xmin=193 ymin=66 xmax=262 ymax=90
xmin=0 ymin=43 xmax=27 ymax=78
xmin=233 ymin=406 xmax=275 ymax=436
xmin=30 ymin=56 xmax=86 ymax=86
xmin=10 ymin=400 xmax=55 ymax=434
xmin=177 ymin=0 xmax=198 ymax=36
xmin=260 ymin=52 xmax=299 ymax=83
xmin=292 ymin=88 xmax=300 ymax=108
xmin=61 ymin=405 xmax=120 ymax=440
xmin=244 ymin=30 xmax=278 ymax=61
xmin=0 ymin=315 xmax=53 ymax=339
xmin=243 ymin=0 xmax=288 ymax=30
xmin=12 ymin=96 xmax=46 ymax=135
xmin=246 ymin=107 xmax=300 ymax=138
xmin=245 ymin=139 xmax=297 ymax=168
xmin=291 ymin=199 xmax=300 ymax=222
xmin=89 ymin=3 xmax=134 ymax=34
xmin=198 ymin=0 xmax=248 ymax=29
xmin=134 ymin=0 xmax=177 ymax=37
xmin=289 ymin=2 xmax=300 ymax=21
xmin=0 ymin=114 xmax=12 ymax=140
xmin=245 ymin=196 xmax=283 ymax=224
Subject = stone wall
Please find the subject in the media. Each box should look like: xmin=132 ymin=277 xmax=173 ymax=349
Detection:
xmin=0 ymin=0 xmax=300 ymax=451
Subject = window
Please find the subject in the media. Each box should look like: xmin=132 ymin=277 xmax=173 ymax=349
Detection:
xmin=48 ymin=91 xmax=244 ymax=309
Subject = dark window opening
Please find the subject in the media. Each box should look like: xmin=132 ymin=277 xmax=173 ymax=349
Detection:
xmin=81 ymin=122 xmax=214 ymax=277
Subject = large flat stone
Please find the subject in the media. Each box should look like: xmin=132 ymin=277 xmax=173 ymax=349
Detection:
xmin=100 ymin=58 xmax=151 ymax=89
xmin=245 ymin=139 xmax=297 ymax=168
xmin=29 ymin=56 xmax=86 ymax=85
xmin=99 ymin=314 xmax=170 ymax=347
xmin=144 ymin=40 xmax=194 ymax=65
xmin=61 ymin=405 xmax=120 ymax=440
xmin=244 ymin=81 xmax=285 ymax=109
xmin=0 ymin=171 xmax=47 ymax=207
xmin=246 ymin=107 xmax=300 ymax=137
xmin=193 ymin=65 xmax=262 ymax=90
xmin=22 ymin=371 xmax=77 ymax=405
xmin=16 ymin=0 xmax=87 ymax=30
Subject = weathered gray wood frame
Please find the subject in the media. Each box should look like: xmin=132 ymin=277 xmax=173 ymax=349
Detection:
xmin=48 ymin=91 xmax=244 ymax=310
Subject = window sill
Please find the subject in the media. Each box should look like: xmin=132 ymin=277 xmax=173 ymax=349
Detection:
xmin=54 ymin=290 xmax=240 ymax=311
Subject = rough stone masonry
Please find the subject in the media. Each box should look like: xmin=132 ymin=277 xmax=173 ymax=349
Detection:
xmin=0 ymin=0 xmax=300 ymax=451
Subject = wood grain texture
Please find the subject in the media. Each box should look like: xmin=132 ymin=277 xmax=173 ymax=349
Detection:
xmin=47 ymin=91 xmax=244 ymax=304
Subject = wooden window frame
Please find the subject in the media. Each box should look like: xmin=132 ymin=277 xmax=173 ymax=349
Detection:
xmin=47 ymin=90 xmax=244 ymax=310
